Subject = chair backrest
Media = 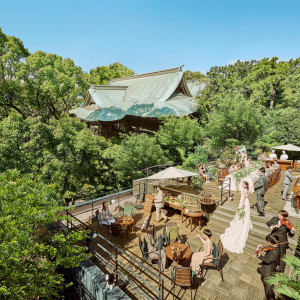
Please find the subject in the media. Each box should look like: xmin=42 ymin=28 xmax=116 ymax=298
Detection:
xmin=216 ymin=240 xmax=223 ymax=266
xmin=141 ymin=213 xmax=152 ymax=230
xmin=144 ymin=195 xmax=154 ymax=214
xmin=173 ymin=267 xmax=193 ymax=287
xmin=111 ymin=223 xmax=123 ymax=237
xmin=123 ymin=203 xmax=133 ymax=216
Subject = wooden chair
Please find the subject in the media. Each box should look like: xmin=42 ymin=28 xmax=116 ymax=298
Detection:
xmin=171 ymin=266 xmax=194 ymax=300
xmin=110 ymin=222 xmax=127 ymax=248
xmin=134 ymin=194 xmax=154 ymax=233
xmin=217 ymin=169 xmax=228 ymax=185
xmin=200 ymin=240 xmax=224 ymax=281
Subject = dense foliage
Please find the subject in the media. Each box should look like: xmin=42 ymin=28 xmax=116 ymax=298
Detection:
xmin=89 ymin=62 xmax=134 ymax=85
xmin=0 ymin=170 xmax=88 ymax=299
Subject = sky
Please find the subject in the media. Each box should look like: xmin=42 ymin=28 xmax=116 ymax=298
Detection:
xmin=1 ymin=0 xmax=300 ymax=75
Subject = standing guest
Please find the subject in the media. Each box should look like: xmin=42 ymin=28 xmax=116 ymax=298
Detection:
xmin=267 ymin=210 xmax=295 ymax=272
xmin=282 ymin=166 xmax=297 ymax=201
xmin=254 ymin=167 xmax=269 ymax=216
xmin=280 ymin=150 xmax=288 ymax=160
xmin=229 ymin=163 xmax=235 ymax=173
xmin=244 ymin=158 xmax=252 ymax=168
xmin=269 ymin=150 xmax=277 ymax=160
xmin=241 ymin=151 xmax=245 ymax=167
xmin=101 ymin=202 xmax=116 ymax=225
xmin=190 ymin=229 xmax=214 ymax=275
xmin=265 ymin=165 xmax=271 ymax=177
xmin=273 ymin=159 xmax=279 ymax=170
xmin=256 ymin=235 xmax=281 ymax=300
xmin=153 ymin=185 xmax=168 ymax=223
xmin=268 ymin=162 xmax=274 ymax=174
xmin=235 ymin=146 xmax=240 ymax=162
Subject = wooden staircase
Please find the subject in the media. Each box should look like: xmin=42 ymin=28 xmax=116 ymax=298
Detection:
xmin=205 ymin=202 xmax=298 ymax=255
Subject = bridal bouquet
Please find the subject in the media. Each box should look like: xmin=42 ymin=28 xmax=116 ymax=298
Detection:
xmin=237 ymin=207 xmax=246 ymax=222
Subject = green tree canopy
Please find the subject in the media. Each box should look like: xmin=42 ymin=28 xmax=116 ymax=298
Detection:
xmin=184 ymin=70 xmax=206 ymax=81
xmin=0 ymin=114 xmax=116 ymax=199
xmin=110 ymin=133 xmax=169 ymax=185
xmin=0 ymin=170 xmax=88 ymax=299
xmin=156 ymin=116 xmax=205 ymax=162
xmin=89 ymin=62 xmax=134 ymax=85
xmin=206 ymin=94 xmax=263 ymax=149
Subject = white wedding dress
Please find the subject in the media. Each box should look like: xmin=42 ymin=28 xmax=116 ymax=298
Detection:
xmin=220 ymin=189 xmax=253 ymax=254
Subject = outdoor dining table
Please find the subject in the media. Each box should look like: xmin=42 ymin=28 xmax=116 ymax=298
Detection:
xmin=181 ymin=210 xmax=204 ymax=232
xmin=116 ymin=216 xmax=135 ymax=233
xmin=165 ymin=242 xmax=192 ymax=267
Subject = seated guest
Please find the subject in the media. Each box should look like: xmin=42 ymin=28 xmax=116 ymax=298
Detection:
xmin=244 ymin=158 xmax=251 ymax=168
xmin=269 ymin=150 xmax=277 ymax=160
xmin=273 ymin=159 xmax=279 ymax=170
xmin=190 ymin=229 xmax=213 ymax=275
xmin=280 ymin=150 xmax=288 ymax=160
xmin=199 ymin=164 xmax=209 ymax=183
xmin=100 ymin=201 xmax=116 ymax=225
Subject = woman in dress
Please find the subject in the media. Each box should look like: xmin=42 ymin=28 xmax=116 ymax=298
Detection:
xmin=190 ymin=229 xmax=214 ymax=274
xmin=101 ymin=201 xmax=116 ymax=225
xmin=220 ymin=181 xmax=253 ymax=253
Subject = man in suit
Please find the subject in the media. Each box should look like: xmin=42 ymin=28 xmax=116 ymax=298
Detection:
xmin=282 ymin=166 xmax=296 ymax=201
xmin=267 ymin=210 xmax=295 ymax=272
xmin=257 ymin=235 xmax=280 ymax=300
xmin=254 ymin=167 xmax=269 ymax=216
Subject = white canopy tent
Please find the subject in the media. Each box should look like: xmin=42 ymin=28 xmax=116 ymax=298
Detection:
xmin=146 ymin=167 xmax=199 ymax=180
xmin=272 ymin=144 xmax=300 ymax=152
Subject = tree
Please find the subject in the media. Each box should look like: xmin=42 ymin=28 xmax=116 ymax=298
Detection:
xmin=17 ymin=50 xmax=87 ymax=122
xmin=184 ymin=70 xmax=206 ymax=81
xmin=0 ymin=28 xmax=29 ymax=119
xmin=0 ymin=170 xmax=88 ymax=299
xmin=156 ymin=116 xmax=205 ymax=162
xmin=206 ymin=94 xmax=263 ymax=149
xmin=256 ymin=108 xmax=300 ymax=147
xmin=0 ymin=114 xmax=117 ymax=199
xmin=110 ymin=133 xmax=169 ymax=185
xmin=89 ymin=62 xmax=134 ymax=85
xmin=0 ymin=28 xmax=87 ymax=122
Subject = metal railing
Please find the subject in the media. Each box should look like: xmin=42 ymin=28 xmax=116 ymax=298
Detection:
xmin=60 ymin=211 xmax=164 ymax=300
xmin=220 ymin=177 xmax=231 ymax=206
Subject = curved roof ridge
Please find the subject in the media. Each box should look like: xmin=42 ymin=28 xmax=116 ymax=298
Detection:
xmin=110 ymin=66 xmax=183 ymax=82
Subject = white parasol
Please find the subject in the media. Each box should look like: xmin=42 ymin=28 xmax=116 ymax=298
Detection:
xmin=272 ymin=144 xmax=300 ymax=152
xmin=146 ymin=167 xmax=199 ymax=180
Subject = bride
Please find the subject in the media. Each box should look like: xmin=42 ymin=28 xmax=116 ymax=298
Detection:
xmin=220 ymin=181 xmax=253 ymax=253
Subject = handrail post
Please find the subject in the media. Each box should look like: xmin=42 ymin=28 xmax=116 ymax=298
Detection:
xmin=115 ymin=247 xmax=118 ymax=282
xmin=220 ymin=182 xmax=223 ymax=206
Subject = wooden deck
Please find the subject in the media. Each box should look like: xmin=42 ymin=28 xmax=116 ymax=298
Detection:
xmin=76 ymin=170 xmax=299 ymax=300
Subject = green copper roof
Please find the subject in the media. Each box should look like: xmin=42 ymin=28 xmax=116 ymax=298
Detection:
xmin=70 ymin=67 xmax=200 ymax=122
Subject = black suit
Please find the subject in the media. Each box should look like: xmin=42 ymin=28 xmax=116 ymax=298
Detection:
xmin=258 ymin=247 xmax=280 ymax=300
xmin=266 ymin=217 xmax=294 ymax=270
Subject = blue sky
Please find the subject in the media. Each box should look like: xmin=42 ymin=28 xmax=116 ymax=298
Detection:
xmin=1 ymin=0 xmax=299 ymax=74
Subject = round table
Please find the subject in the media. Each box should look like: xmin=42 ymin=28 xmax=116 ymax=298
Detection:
xmin=181 ymin=210 xmax=204 ymax=232
xmin=165 ymin=242 xmax=192 ymax=266
xmin=117 ymin=216 xmax=134 ymax=233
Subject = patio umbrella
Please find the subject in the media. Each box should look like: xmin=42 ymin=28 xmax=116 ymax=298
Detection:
xmin=272 ymin=144 xmax=300 ymax=152
xmin=146 ymin=167 xmax=199 ymax=180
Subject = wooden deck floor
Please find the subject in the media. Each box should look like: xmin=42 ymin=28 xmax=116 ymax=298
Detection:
xmin=82 ymin=170 xmax=299 ymax=300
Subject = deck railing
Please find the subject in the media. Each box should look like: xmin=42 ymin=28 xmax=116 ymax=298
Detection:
xmin=58 ymin=211 xmax=164 ymax=300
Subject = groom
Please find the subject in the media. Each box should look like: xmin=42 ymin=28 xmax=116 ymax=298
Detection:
xmin=254 ymin=167 xmax=269 ymax=217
